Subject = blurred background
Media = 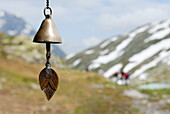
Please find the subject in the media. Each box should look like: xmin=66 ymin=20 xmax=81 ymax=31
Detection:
xmin=0 ymin=0 xmax=170 ymax=113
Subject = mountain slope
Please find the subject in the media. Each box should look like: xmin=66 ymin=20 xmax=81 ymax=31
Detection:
xmin=0 ymin=32 xmax=64 ymax=68
xmin=0 ymin=10 xmax=35 ymax=36
xmin=52 ymin=44 xmax=66 ymax=58
xmin=66 ymin=19 xmax=170 ymax=83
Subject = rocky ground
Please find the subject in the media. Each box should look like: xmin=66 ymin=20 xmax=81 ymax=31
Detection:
xmin=124 ymin=89 xmax=170 ymax=114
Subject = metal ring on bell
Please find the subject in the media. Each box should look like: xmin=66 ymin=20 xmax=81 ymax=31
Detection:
xmin=44 ymin=7 xmax=52 ymax=17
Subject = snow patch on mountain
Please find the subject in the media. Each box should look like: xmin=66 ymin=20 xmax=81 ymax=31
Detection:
xmin=100 ymin=49 xmax=109 ymax=55
xmin=104 ymin=64 xmax=123 ymax=78
xmin=145 ymin=28 xmax=170 ymax=42
xmin=139 ymin=73 xmax=148 ymax=80
xmin=100 ymin=37 xmax=118 ymax=48
xmin=65 ymin=53 xmax=75 ymax=60
xmin=162 ymin=54 xmax=170 ymax=65
xmin=85 ymin=50 xmax=95 ymax=55
xmin=92 ymin=25 xmax=149 ymax=65
xmin=124 ymin=38 xmax=170 ymax=73
xmin=110 ymin=37 xmax=118 ymax=42
xmin=88 ymin=63 xmax=101 ymax=70
xmin=73 ymin=59 xmax=81 ymax=67
xmin=149 ymin=19 xmax=170 ymax=34
xmin=8 ymin=30 xmax=17 ymax=36
xmin=0 ymin=11 xmax=4 ymax=17
xmin=92 ymin=49 xmax=124 ymax=65
xmin=100 ymin=40 xmax=111 ymax=48
xmin=22 ymin=24 xmax=33 ymax=35
xmin=131 ymin=51 xmax=169 ymax=78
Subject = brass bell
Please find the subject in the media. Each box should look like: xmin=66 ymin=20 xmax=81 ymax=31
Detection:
xmin=33 ymin=7 xmax=62 ymax=43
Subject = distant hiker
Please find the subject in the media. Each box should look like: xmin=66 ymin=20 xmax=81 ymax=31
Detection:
xmin=123 ymin=73 xmax=130 ymax=85
xmin=121 ymin=71 xmax=124 ymax=80
xmin=113 ymin=72 xmax=118 ymax=77
xmin=123 ymin=73 xmax=129 ymax=80
xmin=85 ymin=66 xmax=89 ymax=72
xmin=113 ymin=71 xmax=130 ymax=85
xmin=112 ymin=72 xmax=120 ymax=82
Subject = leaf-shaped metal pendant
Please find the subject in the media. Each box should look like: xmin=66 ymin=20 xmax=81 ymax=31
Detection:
xmin=39 ymin=68 xmax=59 ymax=101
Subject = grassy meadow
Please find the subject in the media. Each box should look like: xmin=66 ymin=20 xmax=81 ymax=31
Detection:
xmin=0 ymin=56 xmax=169 ymax=113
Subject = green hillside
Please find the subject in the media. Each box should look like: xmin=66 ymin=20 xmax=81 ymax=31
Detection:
xmin=0 ymin=32 xmax=63 ymax=68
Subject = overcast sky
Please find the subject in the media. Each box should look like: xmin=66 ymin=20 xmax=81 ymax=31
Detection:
xmin=1 ymin=0 xmax=170 ymax=54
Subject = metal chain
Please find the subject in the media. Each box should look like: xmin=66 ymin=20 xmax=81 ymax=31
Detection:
xmin=46 ymin=0 xmax=50 ymax=8
xmin=46 ymin=51 xmax=51 ymax=67
xmin=46 ymin=43 xmax=51 ymax=68
xmin=45 ymin=0 xmax=51 ymax=68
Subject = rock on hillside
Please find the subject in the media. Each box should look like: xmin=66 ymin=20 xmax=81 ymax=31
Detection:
xmin=0 ymin=32 xmax=64 ymax=68
xmin=66 ymin=19 xmax=170 ymax=83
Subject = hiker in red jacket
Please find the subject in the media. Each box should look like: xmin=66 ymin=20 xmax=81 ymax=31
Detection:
xmin=123 ymin=73 xmax=130 ymax=85
xmin=123 ymin=73 xmax=129 ymax=79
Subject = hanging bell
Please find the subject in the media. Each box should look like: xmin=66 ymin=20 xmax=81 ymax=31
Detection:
xmin=33 ymin=7 xmax=62 ymax=101
xmin=33 ymin=7 xmax=62 ymax=43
